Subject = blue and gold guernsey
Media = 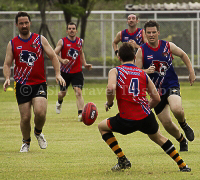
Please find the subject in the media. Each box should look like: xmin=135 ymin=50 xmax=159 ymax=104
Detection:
xmin=141 ymin=40 xmax=179 ymax=95
xmin=121 ymin=28 xmax=144 ymax=46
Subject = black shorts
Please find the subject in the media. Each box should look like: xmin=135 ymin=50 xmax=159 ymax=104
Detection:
xmin=60 ymin=71 xmax=84 ymax=91
xmin=154 ymin=87 xmax=181 ymax=115
xmin=15 ymin=82 xmax=47 ymax=105
xmin=107 ymin=111 xmax=159 ymax=135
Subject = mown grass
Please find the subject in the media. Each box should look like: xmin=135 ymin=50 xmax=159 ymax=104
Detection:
xmin=0 ymin=81 xmax=200 ymax=180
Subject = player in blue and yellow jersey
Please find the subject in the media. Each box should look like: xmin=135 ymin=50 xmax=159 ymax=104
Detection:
xmin=112 ymin=14 xmax=147 ymax=56
xmin=98 ymin=42 xmax=191 ymax=172
xmin=55 ymin=22 xmax=92 ymax=121
xmin=135 ymin=20 xmax=195 ymax=152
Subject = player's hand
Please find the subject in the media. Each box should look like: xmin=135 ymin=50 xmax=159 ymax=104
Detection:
xmin=146 ymin=66 xmax=155 ymax=74
xmin=129 ymin=39 xmax=137 ymax=48
xmin=62 ymin=59 xmax=69 ymax=64
xmin=189 ymin=72 xmax=196 ymax=86
xmin=105 ymin=101 xmax=114 ymax=112
xmin=56 ymin=74 xmax=66 ymax=87
xmin=85 ymin=64 xmax=92 ymax=71
xmin=3 ymin=79 xmax=10 ymax=92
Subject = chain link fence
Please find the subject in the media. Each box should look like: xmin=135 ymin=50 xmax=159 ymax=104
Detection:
xmin=0 ymin=11 xmax=200 ymax=81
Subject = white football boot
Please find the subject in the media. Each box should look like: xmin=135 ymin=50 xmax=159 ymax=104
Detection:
xmin=20 ymin=143 xmax=30 ymax=152
xmin=78 ymin=114 xmax=82 ymax=122
xmin=56 ymin=101 xmax=62 ymax=114
xmin=35 ymin=133 xmax=47 ymax=149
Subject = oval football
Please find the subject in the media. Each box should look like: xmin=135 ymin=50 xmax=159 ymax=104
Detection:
xmin=82 ymin=102 xmax=98 ymax=126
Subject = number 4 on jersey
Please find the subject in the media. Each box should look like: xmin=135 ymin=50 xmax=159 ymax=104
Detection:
xmin=129 ymin=78 xmax=139 ymax=96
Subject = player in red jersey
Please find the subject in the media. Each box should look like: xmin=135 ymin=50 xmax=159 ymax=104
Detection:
xmin=113 ymin=13 xmax=147 ymax=56
xmin=3 ymin=11 xmax=65 ymax=152
xmin=55 ymin=22 xmax=92 ymax=121
xmin=98 ymin=42 xmax=191 ymax=172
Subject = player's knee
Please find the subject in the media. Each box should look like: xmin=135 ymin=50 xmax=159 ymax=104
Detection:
xmin=172 ymin=107 xmax=184 ymax=116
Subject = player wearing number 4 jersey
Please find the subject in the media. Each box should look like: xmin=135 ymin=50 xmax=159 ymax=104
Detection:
xmin=55 ymin=22 xmax=92 ymax=121
xmin=135 ymin=20 xmax=195 ymax=152
xmin=98 ymin=42 xmax=191 ymax=172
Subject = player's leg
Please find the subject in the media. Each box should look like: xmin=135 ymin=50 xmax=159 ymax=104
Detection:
xmin=141 ymin=112 xmax=191 ymax=172
xmin=15 ymin=82 xmax=32 ymax=152
xmin=32 ymin=83 xmax=48 ymax=149
xmin=56 ymin=72 xmax=69 ymax=114
xmin=73 ymin=86 xmax=84 ymax=121
xmin=157 ymin=105 xmax=188 ymax=151
xmin=168 ymin=94 xmax=194 ymax=141
xmin=72 ymin=72 xmax=84 ymax=121
xmin=18 ymin=101 xmax=32 ymax=152
xmin=98 ymin=116 xmax=131 ymax=171
xmin=148 ymin=130 xmax=191 ymax=172
xmin=32 ymin=97 xmax=47 ymax=149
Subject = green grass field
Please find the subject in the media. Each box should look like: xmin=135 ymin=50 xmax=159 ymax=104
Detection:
xmin=0 ymin=81 xmax=200 ymax=180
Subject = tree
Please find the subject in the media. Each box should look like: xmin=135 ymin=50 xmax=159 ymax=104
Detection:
xmin=37 ymin=0 xmax=56 ymax=47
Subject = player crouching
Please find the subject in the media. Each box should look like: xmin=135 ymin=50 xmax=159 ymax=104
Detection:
xmin=98 ymin=42 xmax=191 ymax=172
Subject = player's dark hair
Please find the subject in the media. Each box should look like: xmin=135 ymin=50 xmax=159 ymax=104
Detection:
xmin=127 ymin=13 xmax=138 ymax=20
xmin=67 ymin=22 xmax=77 ymax=30
xmin=118 ymin=42 xmax=135 ymax=62
xmin=144 ymin=20 xmax=160 ymax=32
xmin=15 ymin=11 xmax=31 ymax=24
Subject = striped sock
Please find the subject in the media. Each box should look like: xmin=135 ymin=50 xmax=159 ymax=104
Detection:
xmin=161 ymin=139 xmax=186 ymax=169
xmin=102 ymin=133 xmax=125 ymax=158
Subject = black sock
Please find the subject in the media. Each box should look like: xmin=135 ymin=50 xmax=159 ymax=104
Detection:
xmin=176 ymin=133 xmax=186 ymax=143
xmin=78 ymin=110 xmax=82 ymax=115
xmin=178 ymin=119 xmax=187 ymax=128
xmin=34 ymin=127 xmax=42 ymax=135
xmin=23 ymin=138 xmax=31 ymax=145
xmin=161 ymin=139 xmax=186 ymax=169
xmin=58 ymin=99 xmax=63 ymax=104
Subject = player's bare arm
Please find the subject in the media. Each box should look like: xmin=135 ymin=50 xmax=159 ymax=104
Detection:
xmin=142 ymin=30 xmax=148 ymax=44
xmin=169 ymin=42 xmax=196 ymax=85
xmin=112 ymin=31 xmax=121 ymax=55
xmin=146 ymin=75 xmax=160 ymax=109
xmin=41 ymin=36 xmax=66 ymax=86
xmin=135 ymin=48 xmax=155 ymax=73
xmin=3 ymin=41 xmax=14 ymax=92
xmin=80 ymin=40 xmax=92 ymax=71
xmin=54 ymin=39 xmax=69 ymax=64
xmin=105 ymin=68 xmax=117 ymax=111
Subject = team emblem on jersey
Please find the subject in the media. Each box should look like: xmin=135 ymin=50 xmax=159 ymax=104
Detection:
xmin=20 ymin=50 xmax=38 ymax=66
xmin=162 ymin=52 xmax=168 ymax=57
xmin=31 ymin=43 xmax=38 ymax=48
xmin=67 ymin=48 xmax=79 ymax=60
xmin=151 ymin=60 xmax=169 ymax=77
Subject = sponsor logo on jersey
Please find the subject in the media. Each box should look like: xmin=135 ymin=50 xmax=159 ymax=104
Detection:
xmin=20 ymin=50 xmax=38 ymax=66
xmin=151 ymin=60 xmax=169 ymax=76
xmin=147 ymin=55 xmax=153 ymax=59
xmin=124 ymin=37 xmax=129 ymax=40
xmin=17 ymin=46 xmax=22 ymax=49
xmin=67 ymin=44 xmax=71 ymax=46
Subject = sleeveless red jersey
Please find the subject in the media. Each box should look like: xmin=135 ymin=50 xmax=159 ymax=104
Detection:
xmin=116 ymin=64 xmax=151 ymax=120
xmin=60 ymin=37 xmax=83 ymax=74
xmin=11 ymin=33 xmax=45 ymax=85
